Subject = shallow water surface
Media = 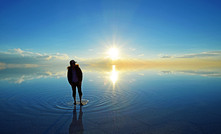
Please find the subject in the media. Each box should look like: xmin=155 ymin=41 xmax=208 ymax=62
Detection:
xmin=0 ymin=67 xmax=221 ymax=134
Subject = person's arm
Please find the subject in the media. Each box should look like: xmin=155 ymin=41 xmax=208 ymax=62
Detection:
xmin=67 ymin=69 xmax=72 ymax=85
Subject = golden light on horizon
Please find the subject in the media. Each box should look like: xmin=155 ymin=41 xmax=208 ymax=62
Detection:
xmin=108 ymin=47 xmax=119 ymax=60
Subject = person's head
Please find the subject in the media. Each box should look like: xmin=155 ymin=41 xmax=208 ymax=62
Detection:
xmin=70 ymin=60 xmax=76 ymax=66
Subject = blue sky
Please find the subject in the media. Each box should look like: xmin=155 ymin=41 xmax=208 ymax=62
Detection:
xmin=0 ymin=0 xmax=221 ymax=59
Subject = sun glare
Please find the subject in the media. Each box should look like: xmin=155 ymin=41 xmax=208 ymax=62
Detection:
xmin=108 ymin=47 xmax=119 ymax=60
xmin=110 ymin=65 xmax=118 ymax=85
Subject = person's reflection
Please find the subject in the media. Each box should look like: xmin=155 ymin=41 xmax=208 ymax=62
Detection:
xmin=69 ymin=105 xmax=84 ymax=134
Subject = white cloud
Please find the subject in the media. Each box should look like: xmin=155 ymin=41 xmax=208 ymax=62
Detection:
xmin=15 ymin=75 xmax=25 ymax=84
xmin=14 ymin=48 xmax=24 ymax=55
xmin=160 ymin=51 xmax=221 ymax=59
xmin=0 ymin=48 xmax=73 ymax=83
xmin=177 ymin=51 xmax=221 ymax=58
xmin=161 ymin=55 xmax=173 ymax=58
xmin=0 ymin=48 xmax=70 ymax=69
xmin=53 ymin=53 xmax=69 ymax=60
xmin=177 ymin=70 xmax=221 ymax=77
xmin=45 ymin=56 xmax=52 ymax=60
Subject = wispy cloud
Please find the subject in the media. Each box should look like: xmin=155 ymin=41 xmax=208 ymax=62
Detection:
xmin=160 ymin=55 xmax=173 ymax=58
xmin=176 ymin=51 xmax=221 ymax=58
xmin=0 ymin=48 xmax=76 ymax=83
xmin=160 ymin=51 xmax=221 ymax=59
xmin=0 ymin=48 xmax=70 ymax=69
xmin=1 ymin=49 xmax=221 ymax=71
xmin=1 ymin=49 xmax=221 ymax=83
xmin=177 ymin=70 xmax=221 ymax=77
xmin=159 ymin=70 xmax=221 ymax=77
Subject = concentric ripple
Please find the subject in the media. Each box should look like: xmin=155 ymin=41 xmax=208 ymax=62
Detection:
xmin=1 ymin=81 xmax=145 ymax=117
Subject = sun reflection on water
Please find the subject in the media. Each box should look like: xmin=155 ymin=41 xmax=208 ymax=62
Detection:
xmin=110 ymin=65 xmax=118 ymax=87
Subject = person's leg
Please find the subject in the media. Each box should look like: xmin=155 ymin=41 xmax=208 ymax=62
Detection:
xmin=77 ymin=82 xmax=83 ymax=104
xmin=71 ymin=83 xmax=77 ymax=104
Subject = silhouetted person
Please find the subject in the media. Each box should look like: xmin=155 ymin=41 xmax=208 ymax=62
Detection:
xmin=67 ymin=60 xmax=83 ymax=105
xmin=69 ymin=106 xmax=84 ymax=134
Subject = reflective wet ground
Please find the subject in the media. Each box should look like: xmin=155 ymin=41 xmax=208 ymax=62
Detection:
xmin=0 ymin=66 xmax=221 ymax=134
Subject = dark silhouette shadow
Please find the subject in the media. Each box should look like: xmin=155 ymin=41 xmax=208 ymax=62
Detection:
xmin=69 ymin=106 xmax=84 ymax=134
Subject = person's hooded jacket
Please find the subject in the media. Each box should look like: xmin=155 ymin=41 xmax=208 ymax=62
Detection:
xmin=67 ymin=64 xmax=83 ymax=84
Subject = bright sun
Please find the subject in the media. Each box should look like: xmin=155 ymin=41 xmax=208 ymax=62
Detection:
xmin=108 ymin=47 xmax=119 ymax=60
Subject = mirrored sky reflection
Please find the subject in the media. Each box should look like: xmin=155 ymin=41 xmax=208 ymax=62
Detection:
xmin=0 ymin=63 xmax=221 ymax=84
xmin=1 ymin=64 xmax=221 ymax=133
